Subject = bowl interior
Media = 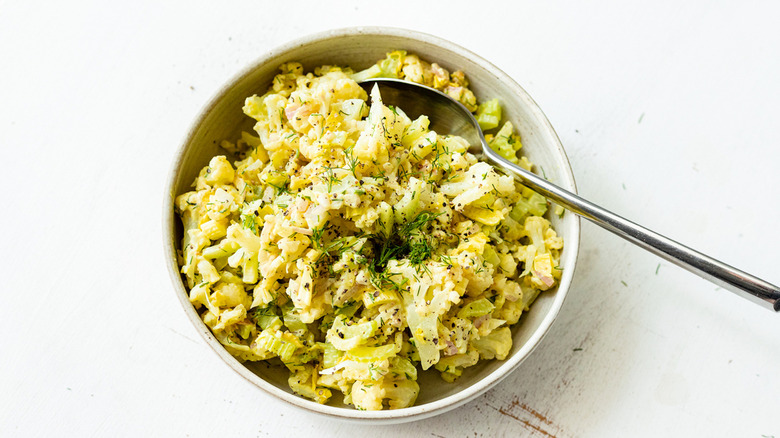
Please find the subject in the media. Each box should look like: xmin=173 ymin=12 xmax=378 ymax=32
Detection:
xmin=165 ymin=27 xmax=579 ymax=421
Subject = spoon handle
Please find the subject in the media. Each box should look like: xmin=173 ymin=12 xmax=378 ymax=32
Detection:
xmin=488 ymin=153 xmax=780 ymax=312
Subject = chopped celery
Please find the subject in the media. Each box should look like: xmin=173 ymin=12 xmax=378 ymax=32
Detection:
xmin=457 ymin=298 xmax=495 ymax=318
xmin=288 ymin=368 xmax=332 ymax=404
xmin=350 ymin=64 xmax=382 ymax=82
xmin=526 ymin=192 xmax=548 ymax=216
xmin=335 ymin=302 xmax=360 ymax=319
xmin=509 ymin=192 xmax=548 ymax=222
xmin=377 ymin=50 xmax=406 ymax=78
xmin=362 ymin=288 xmax=399 ymax=309
xmin=251 ymin=306 xmax=282 ymax=331
xmin=318 ymin=342 xmax=342 ymax=369
xmin=482 ymin=245 xmax=501 ymax=268
xmin=236 ymin=324 xmax=252 ymax=340
xmin=401 ymin=116 xmax=430 ymax=148
xmin=440 ymin=369 xmax=462 ymax=382
xmin=202 ymin=240 xmax=240 ymax=260
xmin=347 ymin=344 xmax=396 ymax=362
xmin=283 ymin=305 xmax=308 ymax=332
xmin=376 ymin=202 xmax=394 ymax=238
xmin=393 ymin=178 xmax=423 ymax=224
xmin=389 ymin=356 xmax=417 ymax=381
xmin=342 ymin=319 xmax=379 ymax=340
xmin=255 ymin=330 xmax=300 ymax=361
xmin=350 ymin=50 xmax=407 ymax=82
xmin=475 ymin=98 xmax=502 ymax=130
xmin=262 ymin=170 xmax=288 ymax=188
xmin=408 ymin=131 xmax=437 ymax=163
xmin=240 ymin=131 xmax=262 ymax=148
xmin=293 ymin=345 xmax=321 ymax=365
xmin=508 ymin=201 xmax=529 ymax=222
xmin=257 ymin=315 xmax=282 ymax=331
xmin=488 ymin=122 xmax=522 ymax=163
xmin=470 ymin=327 xmax=512 ymax=360
xmin=327 ymin=316 xmax=380 ymax=351
xmin=405 ymin=296 xmax=439 ymax=370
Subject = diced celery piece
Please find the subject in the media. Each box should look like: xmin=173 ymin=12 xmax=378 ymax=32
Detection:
xmin=261 ymin=170 xmax=288 ymax=191
xmin=241 ymin=131 xmax=262 ymax=148
xmin=401 ymin=116 xmax=430 ymax=148
xmin=283 ymin=305 xmax=308 ymax=332
xmin=349 ymin=51 xmax=407 ymax=82
xmin=405 ymin=300 xmax=439 ymax=370
xmin=389 ymin=356 xmax=417 ymax=381
xmin=236 ymin=324 xmax=252 ymax=340
xmin=251 ymin=306 xmax=282 ymax=331
xmin=350 ymin=64 xmax=382 ymax=83
xmin=362 ymin=288 xmax=399 ymax=309
xmin=475 ymin=98 xmax=502 ymax=130
xmin=289 ymin=369 xmax=332 ymax=404
xmin=257 ymin=315 xmax=281 ymax=331
xmin=440 ymin=369 xmax=462 ymax=382
xmin=342 ymin=319 xmax=379 ymax=340
xmin=488 ymin=122 xmax=522 ymax=162
xmin=326 ymin=316 xmax=380 ymax=351
xmin=470 ymin=327 xmax=512 ymax=360
xmin=408 ymin=131 xmax=437 ymax=163
xmin=319 ymin=342 xmax=342 ymax=369
xmin=276 ymin=342 xmax=298 ymax=362
xmin=242 ymin=252 xmax=258 ymax=284
xmin=393 ymin=178 xmax=423 ymax=224
xmin=377 ymin=50 xmax=406 ymax=78
xmin=509 ymin=201 xmax=530 ymax=222
xmin=526 ymin=192 xmax=548 ymax=216
xmin=255 ymin=330 xmax=299 ymax=361
xmin=202 ymin=240 xmax=240 ymax=259
xmin=482 ymin=245 xmax=501 ymax=268
xmin=292 ymin=346 xmax=320 ymax=365
xmin=457 ymin=298 xmax=495 ymax=318
xmin=335 ymin=302 xmax=360 ymax=319
xmin=510 ymin=192 xmax=547 ymax=222
xmin=376 ymin=202 xmax=394 ymax=238
xmin=347 ymin=344 xmax=396 ymax=362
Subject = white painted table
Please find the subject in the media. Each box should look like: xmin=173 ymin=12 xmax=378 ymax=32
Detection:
xmin=2 ymin=1 xmax=778 ymax=436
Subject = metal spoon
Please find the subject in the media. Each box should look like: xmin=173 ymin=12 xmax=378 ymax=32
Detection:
xmin=359 ymin=78 xmax=780 ymax=312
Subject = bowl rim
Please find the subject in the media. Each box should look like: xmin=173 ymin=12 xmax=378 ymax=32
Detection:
xmin=163 ymin=25 xmax=580 ymax=423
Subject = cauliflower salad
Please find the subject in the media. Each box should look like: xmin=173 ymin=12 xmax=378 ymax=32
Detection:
xmin=175 ymin=51 xmax=563 ymax=410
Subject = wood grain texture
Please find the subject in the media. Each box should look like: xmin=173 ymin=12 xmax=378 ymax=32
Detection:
xmin=1 ymin=0 xmax=778 ymax=437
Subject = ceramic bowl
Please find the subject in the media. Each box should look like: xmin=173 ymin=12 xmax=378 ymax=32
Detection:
xmin=163 ymin=26 xmax=580 ymax=423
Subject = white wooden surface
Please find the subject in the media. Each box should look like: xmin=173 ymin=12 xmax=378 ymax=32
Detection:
xmin=2 ymin=1 xmax=779 ymax=437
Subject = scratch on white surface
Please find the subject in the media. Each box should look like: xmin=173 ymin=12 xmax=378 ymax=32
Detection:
xmin=166 ymin=326 xmax=199 ymax=345
xmin=485 ymin=396 xmax=568 ymax=438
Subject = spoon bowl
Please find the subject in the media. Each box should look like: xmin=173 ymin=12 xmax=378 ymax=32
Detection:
xmin=360 ymin=78 xmax=780 ymax=312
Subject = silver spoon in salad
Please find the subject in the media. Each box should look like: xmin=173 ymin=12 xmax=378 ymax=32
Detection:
xmin=359 ymin=78 xmax=780 ymax=312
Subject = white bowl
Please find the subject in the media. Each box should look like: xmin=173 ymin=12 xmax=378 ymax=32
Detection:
xmin=163 ymin=26 xmax=580 ymax=423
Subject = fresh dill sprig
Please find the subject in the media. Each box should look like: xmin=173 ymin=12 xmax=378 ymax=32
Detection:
xmin=241 ymin=212 xmax=258 ymax=234
xmin=344 ymin=144 xmax=360 ymax=178
xmin=266 ymin=180 xmax=291 ymax=196
xmin=311 ymin=223 xmax=364 ymax=266
xmin=364 ymin=211 xmax=441 ymax=287
xmin=323 ymin=167 xmax=341 ymax=192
